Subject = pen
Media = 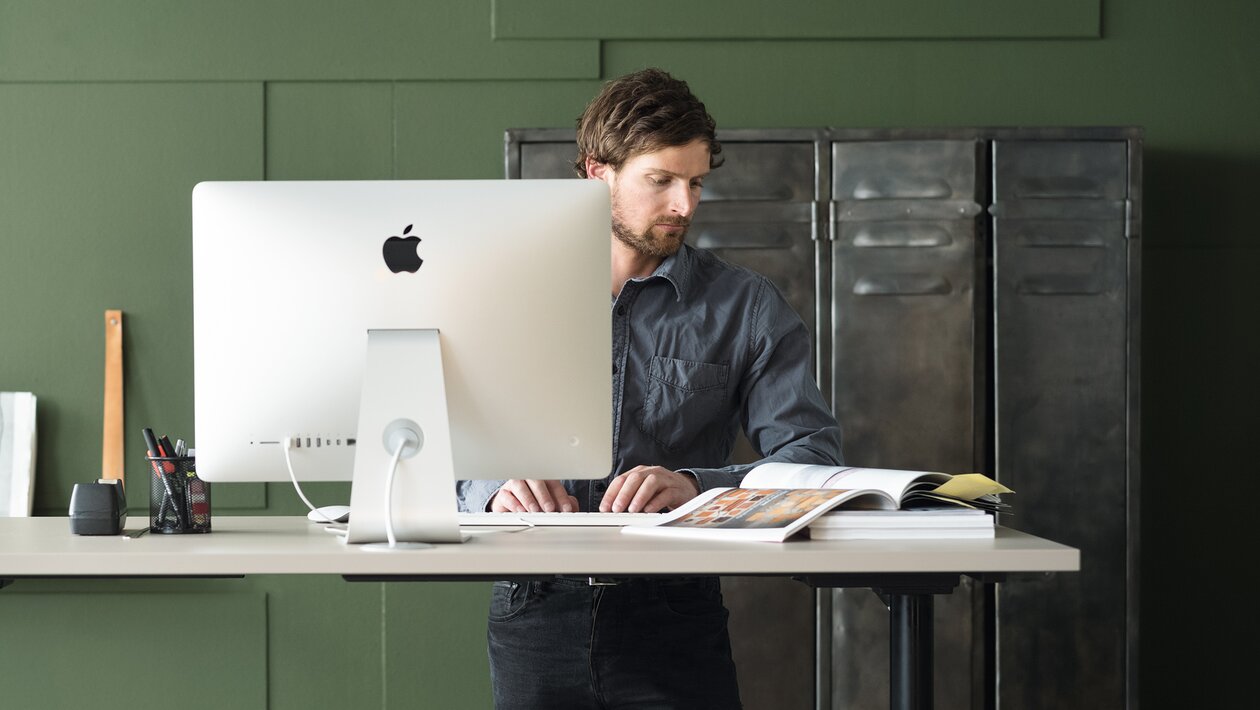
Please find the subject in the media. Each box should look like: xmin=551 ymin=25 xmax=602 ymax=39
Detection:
xmin=158 ymin=435 xmax=176 ymax=470
xmin=143 ymin=428 xmax=185 ymax=529
xmin=158 ymin=435 xmax=189 ymax=528
xmin=158 ymin=433 xmax=190 ymax=527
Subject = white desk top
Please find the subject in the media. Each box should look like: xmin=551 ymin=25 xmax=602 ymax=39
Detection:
xmin=0 ymin=516 xmax=1078 ymax=579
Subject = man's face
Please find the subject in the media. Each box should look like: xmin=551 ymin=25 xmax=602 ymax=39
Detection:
xmin=595 ymin=139 xmax=710 ymax=259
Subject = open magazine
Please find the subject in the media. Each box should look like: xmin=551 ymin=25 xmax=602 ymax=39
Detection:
xmin=620 ymin=462 xmax=1012 ymax=542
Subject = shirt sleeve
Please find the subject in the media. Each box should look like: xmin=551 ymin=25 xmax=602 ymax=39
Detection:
xmin=456 ymin=479 xmax=504 ymax=513
xmin=680 ymin=278 xmax=844 ymax=492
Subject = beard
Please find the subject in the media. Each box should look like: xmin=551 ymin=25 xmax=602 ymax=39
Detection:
xmin=610 ymin=203 xmax=690 ymax=259
xmin=612 ymin=217 xmax=688 ymax=259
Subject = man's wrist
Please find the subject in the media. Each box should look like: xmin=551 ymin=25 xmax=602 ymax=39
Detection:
xmin=678 ymin=469 xmax=702 ymax=496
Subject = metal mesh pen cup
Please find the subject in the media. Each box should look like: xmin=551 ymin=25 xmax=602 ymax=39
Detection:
xmin=147 ymin=455 xmax=211 ymax=533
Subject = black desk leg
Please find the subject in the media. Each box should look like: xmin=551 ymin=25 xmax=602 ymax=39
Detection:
xmin=798 ymin=573 xmax=961 ymax=710
xmin=889 ymin=592 xmax=933 ymax=710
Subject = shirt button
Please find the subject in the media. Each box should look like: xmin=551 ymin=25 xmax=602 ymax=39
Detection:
xmin=616 ymin=305 xmax=626 ymax=316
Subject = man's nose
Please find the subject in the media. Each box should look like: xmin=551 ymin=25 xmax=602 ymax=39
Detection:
xmin=668 ymin=182 xmax=698 ymax=217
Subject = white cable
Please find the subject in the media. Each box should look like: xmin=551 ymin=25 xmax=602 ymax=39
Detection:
xmin=283 ymin=436 xmax=343 ymax=525
xmin=382 ymin=438 xmax=407 ymax=547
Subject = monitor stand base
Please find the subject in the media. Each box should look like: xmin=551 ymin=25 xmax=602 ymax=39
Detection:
xmin=345 ymin=329 xmax=463 ymax=545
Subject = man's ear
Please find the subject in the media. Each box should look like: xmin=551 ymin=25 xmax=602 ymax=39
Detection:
xmin=585 ymin=157 xmax=611 ymax=182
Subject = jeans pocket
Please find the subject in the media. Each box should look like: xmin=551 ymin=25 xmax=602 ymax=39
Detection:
xmin=639 ymin=356 xmax=730 ymax=452
xmin=488 ymin=580 xmax=535 ymax=623
xmin=659 ymin=578 xmax=726 ymax=620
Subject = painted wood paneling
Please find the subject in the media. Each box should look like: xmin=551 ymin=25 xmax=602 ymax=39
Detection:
xmin=266 ymin=83 xmax=396 ymax=181
xmin=383 ymin=583 xmax=494 ymax=709
xmin=0 ymin=1 xmax=598 ymax=81
xmin=0 ymin=82 xmax=264 ymax=514
xmin=494 ymin=0 xmax=1102 ymax=39
xmin=0 ymin=586 xmax=267 ymax=708
xmin=393 ymin=80 xmax=603 ymax=179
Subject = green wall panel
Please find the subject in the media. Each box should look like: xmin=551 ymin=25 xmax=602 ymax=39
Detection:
xmin=494 ymin=0 xmax=1101 ymax=39
xmin=266 ymin=82 xmax=396 ymax=180
xmin=0 ymin=587 xmax=267 ymax=708
xmin=264 ymin=576 xmax=387 ymax=710
xmin=393 ymin=80 xmax=602 ymax=179
xmin=0 ymin=82 xmax=263 ymax=515
xmin=383 ymin=583 xmax=494 ymax=709
xmin=0 ymin=1 xmax=598 ymax=81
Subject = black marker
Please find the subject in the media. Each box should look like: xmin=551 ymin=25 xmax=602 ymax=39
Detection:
xmin=143 ymin=428 xmax=185 ymax=529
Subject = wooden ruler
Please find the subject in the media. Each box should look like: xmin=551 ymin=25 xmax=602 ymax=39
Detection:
xmin=102 ymin=310 xmax=125 ymax=487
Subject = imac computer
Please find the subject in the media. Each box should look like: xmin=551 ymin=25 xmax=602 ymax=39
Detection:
xmin=192 ymin=180 xmax=612 ymax=546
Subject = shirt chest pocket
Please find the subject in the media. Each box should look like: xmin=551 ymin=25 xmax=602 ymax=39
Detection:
xmin=639 ymin=356 xmax=730 ymax=453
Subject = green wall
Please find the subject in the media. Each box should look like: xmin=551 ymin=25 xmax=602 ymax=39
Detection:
xmin=1 ymin=1 xmax=1255 ymax=707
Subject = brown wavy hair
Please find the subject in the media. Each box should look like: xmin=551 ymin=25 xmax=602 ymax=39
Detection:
xmin=574 ymin=68 xmax=722 ymax=178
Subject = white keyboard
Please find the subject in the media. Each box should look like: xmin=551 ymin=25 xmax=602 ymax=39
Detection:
xmin=458 ymin=512 xmax=665 ymax=527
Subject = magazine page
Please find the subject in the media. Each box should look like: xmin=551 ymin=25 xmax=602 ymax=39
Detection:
xmin=741 ymin=462 xmax=949 ymax=502
xmin=931 ymin=473 xmax=1012 ymax=500
xmin=622 ymin=486 xmax=891 ymax=542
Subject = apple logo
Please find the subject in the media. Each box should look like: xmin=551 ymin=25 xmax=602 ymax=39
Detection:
xmin=382 ymin=224 xmax=423 ymax=273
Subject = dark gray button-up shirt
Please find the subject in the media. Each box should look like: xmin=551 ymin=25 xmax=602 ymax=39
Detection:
xmin=456 ymin=243 xmax=843 ymax=512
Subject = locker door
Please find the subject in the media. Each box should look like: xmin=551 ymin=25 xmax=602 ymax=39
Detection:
xmin=829 ymin=138 xmax=986 ymax=710
xmin=991 ymin=139 xmax=1137 ymax=710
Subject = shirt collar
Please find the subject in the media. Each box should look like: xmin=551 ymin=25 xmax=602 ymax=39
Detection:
xmin=640 ymin=243 xmax=695 ymax=302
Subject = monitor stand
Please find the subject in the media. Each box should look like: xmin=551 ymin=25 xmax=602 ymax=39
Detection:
xmin=345 ymin=329 xmax=463 ymax=547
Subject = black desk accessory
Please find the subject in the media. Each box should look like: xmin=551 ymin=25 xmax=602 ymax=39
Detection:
xmin=69 ymin=479 xmax=127 ymax=535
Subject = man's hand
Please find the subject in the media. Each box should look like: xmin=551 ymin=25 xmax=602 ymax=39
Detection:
xmin=599 ymin=465 xmax=701 ymax=513
xmin=489 ymin=480 xmax=579 ymax=513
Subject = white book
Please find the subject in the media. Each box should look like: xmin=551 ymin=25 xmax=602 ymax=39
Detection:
xmin=810 ymin=526 xmax=995 ymax=541
xmin=0 ymin=392 xmax=38 ymax=517
xmin=812 ymin=508 xmax=993 ymax=529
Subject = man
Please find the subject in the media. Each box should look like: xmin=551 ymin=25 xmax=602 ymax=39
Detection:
xmin=457 ymin=68 xmax=843 ymax=709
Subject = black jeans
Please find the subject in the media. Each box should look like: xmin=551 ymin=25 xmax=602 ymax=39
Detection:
xmin=487 ymin=576 xmax=742 ymax=709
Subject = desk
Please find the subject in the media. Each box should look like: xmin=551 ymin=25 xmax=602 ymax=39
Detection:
xmin=1 ymin=517 xmax=1078 ymax=710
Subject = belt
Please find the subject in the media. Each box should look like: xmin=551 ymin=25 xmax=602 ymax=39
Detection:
xmin=553 ymin=575 xmax=716 ymax=587
xmin=550 ymin=576 xmax=625 ymax=586
xmin=585 ymin=576 xmax=623 ymax=586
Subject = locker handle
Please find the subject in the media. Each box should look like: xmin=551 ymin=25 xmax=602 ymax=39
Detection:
xmin=1013 ymin=176 xmax=1109 ymax=199
xmin=1015 ymin=275 xmax=1106 ymax=295
xmin=852 ymin=177 xmax=952 ymax=200
xmin=854 ymin=275 xmax=952 ymax=296
xmin=852 ymin=224 xmax=952 ymax=248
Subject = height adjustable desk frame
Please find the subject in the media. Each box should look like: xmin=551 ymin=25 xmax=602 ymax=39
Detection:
xmin=1 ymin=517 xmax=1077 ymax=710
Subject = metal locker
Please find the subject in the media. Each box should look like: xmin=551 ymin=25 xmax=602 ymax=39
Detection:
xmin=828 ymin=137 xmax=986 ymax=710
xmin=991 ymin=137 xmax=1139 ymax=710
xmin=830 ymin=139 xmax=984 ymax=473
xmin=506 ymin=127 xmax=1141 ymax=710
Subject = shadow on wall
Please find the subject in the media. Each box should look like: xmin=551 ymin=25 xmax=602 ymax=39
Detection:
xmin=1139 ymin=147 xmax=1259 ymax=707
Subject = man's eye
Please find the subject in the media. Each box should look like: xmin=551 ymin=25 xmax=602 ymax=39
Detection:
xmin=650 ymin=177 xmax=670 ymax=186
